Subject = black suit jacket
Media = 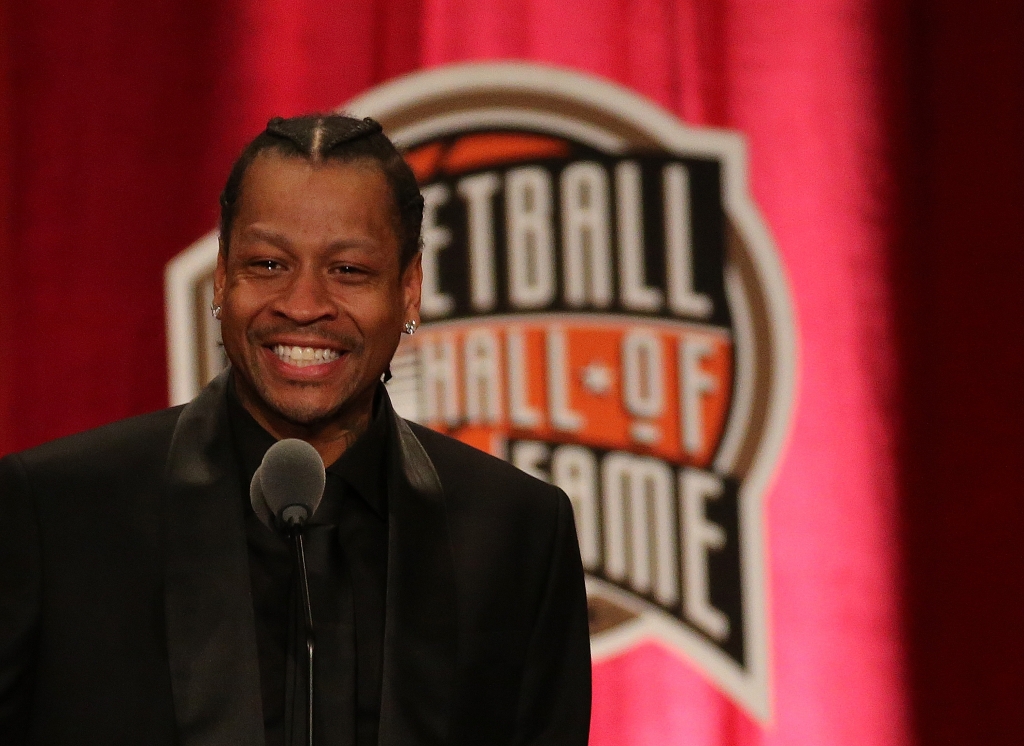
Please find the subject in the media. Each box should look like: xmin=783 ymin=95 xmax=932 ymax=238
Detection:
xmin=0 ymin=373 xmax=591 ymax=745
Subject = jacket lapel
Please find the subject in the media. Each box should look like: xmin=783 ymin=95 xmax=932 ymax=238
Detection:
xmin=160 ymin=376 xmax=457 ymax=746
xmin=162 ymin=371 xmax=265 ymax=746
xmin=378 ymin=394 xmax=459 ymax=746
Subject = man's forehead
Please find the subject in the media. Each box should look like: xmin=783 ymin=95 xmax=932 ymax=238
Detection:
xmin=236 ymin=154 xmax=395 ymax=223
xmin=235 ymin=156 xmax=388 ymax=220
xmin=226 ymin=155 xmax=398 ymax=255
xmin=242 ymin=151 xmax=386 ymax=190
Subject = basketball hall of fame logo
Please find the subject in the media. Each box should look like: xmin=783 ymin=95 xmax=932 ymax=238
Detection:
xmin=165 ymin=63 xmax=795 ymax=721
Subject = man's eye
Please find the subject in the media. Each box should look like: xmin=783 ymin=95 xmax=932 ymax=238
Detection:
xmin=252 ymin=259 xmax=282 ymax=271
xmin=333 ymin=265 xmax=364 ymax=275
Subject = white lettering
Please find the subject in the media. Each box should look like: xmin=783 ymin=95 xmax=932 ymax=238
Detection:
xmin=616 ymin=161 xmax=663 ymax=312
xmin=420 ymin=184 xmax=454 ymax=318
xmin=421 ymin=335 xmax=460 ymax=426
xmin=602 ymin=453 xmax=678 ymax=606
xmin=680 ymin=469 xmax=730 ymax=640
xmin=546 ymin=326 xmax=584 ymax=432
xmin=560 ymin=162 xmax=612 ymax=308
xmin=622 ymin=330 xmax=665 ymax=419
xmin=457 ymin=172 xmax=501 ymax=312
xmin=511 ymin=440 xmax=549 ymax=482
xmin=506 ymin=167 xmax=555 ymax=308
xmin=680 ymin=336 xmax=717 ymax=455
xmin=463 ymin=328 xmax=503 ymax=425
xmin=664 ymin=164 xmax=713 ymax=318
xmin=506 ymin=328 xmax=543 ymax=428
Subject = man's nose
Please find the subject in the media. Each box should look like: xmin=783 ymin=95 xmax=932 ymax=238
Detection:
xmin=272 ymin=268 xmax=336 ymax=324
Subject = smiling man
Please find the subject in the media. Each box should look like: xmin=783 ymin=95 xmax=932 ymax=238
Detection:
xmin=0 ymin=115 xmax=591 ymax=746
xmin=215 ymin=118 xmax=422 ymax=465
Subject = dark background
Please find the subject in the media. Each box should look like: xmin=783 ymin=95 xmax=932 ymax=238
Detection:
xmin=886 ymin=2 xmax=1024 ymax=742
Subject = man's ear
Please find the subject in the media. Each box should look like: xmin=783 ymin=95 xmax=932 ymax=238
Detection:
xmin=213 ymin=244 xmax=227 ymax=308
xmin=401 ymin=252 xmax=423 ymax=326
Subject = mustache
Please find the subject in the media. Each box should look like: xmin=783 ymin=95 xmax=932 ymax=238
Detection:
xmin=247 ymin=323 xmax=362 ymax=350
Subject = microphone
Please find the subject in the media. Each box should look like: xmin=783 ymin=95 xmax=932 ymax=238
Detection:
xmin=250 ymin=438 xmax=326 ymax=531
xmin=249 ymin=438 xmax=324 ymax=746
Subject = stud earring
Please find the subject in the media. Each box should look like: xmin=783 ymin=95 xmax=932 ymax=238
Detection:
xmin=211 ymin=303 xmax=222 ymax=320
xmin=403 ymin=319 xmax=418 ymax=335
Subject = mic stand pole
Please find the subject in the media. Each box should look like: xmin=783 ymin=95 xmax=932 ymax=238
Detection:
xmin=291 ymin=530 xmax=315 ymax=746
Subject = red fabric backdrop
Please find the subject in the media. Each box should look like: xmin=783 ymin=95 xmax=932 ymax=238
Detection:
xmin=2 ymin=1 xmax=1022 ymax=744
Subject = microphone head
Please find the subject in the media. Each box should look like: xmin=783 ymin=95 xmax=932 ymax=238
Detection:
xmin=256 ymin=438 xmax=326 ymax=530
xmin=249 ymin=471 xmax=274 ymax=530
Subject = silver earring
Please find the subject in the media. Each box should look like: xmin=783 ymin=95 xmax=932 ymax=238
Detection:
xmin=403 ymin=319 xmax=418 ymax=335
xmin=211 ymin=303 xmax=222 ymax=320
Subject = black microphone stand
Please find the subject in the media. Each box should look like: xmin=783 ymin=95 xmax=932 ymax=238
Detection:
xmin=255 ymin=438 xmax=325 ymax=746
xmin=284 ymin=512 xmax=315 ymax=746
xmin=292 ymin=530 xmax=315 ymax=746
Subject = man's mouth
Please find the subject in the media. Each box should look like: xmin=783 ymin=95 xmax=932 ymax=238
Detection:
xmin=271 ymin=344 xmax=341 ymax=368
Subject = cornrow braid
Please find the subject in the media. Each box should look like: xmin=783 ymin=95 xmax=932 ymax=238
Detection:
xmin=219 ymin=114 xmax=424 ymax=268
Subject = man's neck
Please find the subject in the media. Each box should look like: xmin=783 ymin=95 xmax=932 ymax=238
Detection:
xmin=232 ymin=374 xmax=373 ymax=467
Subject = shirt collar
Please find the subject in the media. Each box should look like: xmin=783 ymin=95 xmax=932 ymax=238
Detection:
xmin=226 ymin=376 xmax=389 ymax=520
xmin=324 ymin=388 xmax=389 ymax=520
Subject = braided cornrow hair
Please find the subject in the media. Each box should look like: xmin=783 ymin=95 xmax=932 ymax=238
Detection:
xmin=219 ymin=114 xmax=424 ymax=268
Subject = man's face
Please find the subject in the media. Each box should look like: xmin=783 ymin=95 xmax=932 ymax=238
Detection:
xmin=214 ymin=153 xmax=421 ymax=432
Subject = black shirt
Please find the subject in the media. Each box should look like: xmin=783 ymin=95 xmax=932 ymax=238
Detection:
xmin=227 ymin=382 xmax=389 ymax=746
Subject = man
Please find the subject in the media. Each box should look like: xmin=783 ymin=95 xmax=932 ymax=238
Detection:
xmin=0 ymin=114 xmax=591 ymax=745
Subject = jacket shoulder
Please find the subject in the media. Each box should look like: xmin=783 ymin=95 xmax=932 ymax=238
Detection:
xmin=9 ymin=406 xmax=185 ymax=481
xmin=406 ymin=421 xmax=558 ymax=489
xmin=404 ymin=420 xmax=567 ymax=515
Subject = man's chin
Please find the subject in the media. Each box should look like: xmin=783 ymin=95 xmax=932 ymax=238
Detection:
xmin=231 ymin=365 xmax=377 ymax=433
xmin=260 ymin=395 xmax=347 ymax=429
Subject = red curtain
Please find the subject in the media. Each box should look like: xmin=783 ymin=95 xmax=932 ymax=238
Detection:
xmin=3 ymin=1 xmax=1022 ymax=744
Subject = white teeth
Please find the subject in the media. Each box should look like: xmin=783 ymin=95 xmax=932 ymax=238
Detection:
xmin=272 ymin=344 xmax=340 ymax=367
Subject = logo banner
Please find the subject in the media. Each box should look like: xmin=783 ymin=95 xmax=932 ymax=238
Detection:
xmin=165 ymin=63 xmax=796 ymax=723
